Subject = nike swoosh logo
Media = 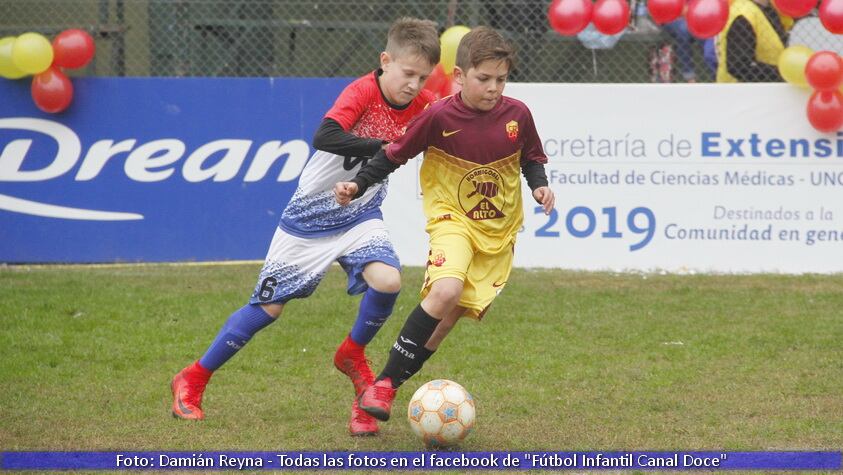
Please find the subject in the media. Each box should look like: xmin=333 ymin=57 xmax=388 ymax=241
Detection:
xmin=492 ymin=281 xmax=507 ymax=288
xmin=399 ymin=336 xmax=417 ymax=346
xmin=176 ymin=386 xmax=193 ymax=415
xmin=441 ymin=129 xmax=461 ymax=137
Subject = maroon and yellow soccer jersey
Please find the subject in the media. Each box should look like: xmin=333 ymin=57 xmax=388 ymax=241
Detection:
xmin=324 ymin=70 xmax=435 ymax=141
xmin=385 ymin=93 xmax=547 ymax=254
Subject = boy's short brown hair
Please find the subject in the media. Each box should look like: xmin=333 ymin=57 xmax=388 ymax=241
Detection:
xmin=455 ymin=26 xmax=516 ymax=73
xmin=385 ymin=17 xmax=441 ymax=66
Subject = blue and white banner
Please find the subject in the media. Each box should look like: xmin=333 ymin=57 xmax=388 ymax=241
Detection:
xmin=0 ymin=77 xmax=348 ymax=262
xmin=1 ymin=450 xmax=840 ymax=470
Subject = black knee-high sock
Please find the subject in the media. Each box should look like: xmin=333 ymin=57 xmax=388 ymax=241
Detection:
xmin=405 ymin=346 xmax=434 ymax=383
xmin=379 ymin=304 xmax=438 ymax=388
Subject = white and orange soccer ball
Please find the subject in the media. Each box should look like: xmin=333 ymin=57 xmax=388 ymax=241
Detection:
xmin=407 ymin=379 xmax=475 ymax=447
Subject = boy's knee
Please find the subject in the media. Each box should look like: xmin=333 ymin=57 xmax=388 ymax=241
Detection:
xmin=363 ymin=263 xmax=402 ymax=293
xmin=427 ymin=279 xmax=463 ymax=307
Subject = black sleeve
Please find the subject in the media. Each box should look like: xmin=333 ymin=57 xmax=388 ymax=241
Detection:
xmin=521 ymin=159 xmax=549 ymax=191
xmin=349 ymin=150 xmax=401 ymax=199
xmin=725 ymin=17 xmax=782 ymax=82
xmin=312 ymin=118 xmax=384 ymax=157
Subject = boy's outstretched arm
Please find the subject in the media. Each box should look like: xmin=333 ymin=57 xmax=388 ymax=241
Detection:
xmin=522 ymin=159 xmax=555 ymax=215
xmin=312 ymin=118 xmax=384 ymax=157
xmin=334 ymin=149 xmax=401 ymax=206
xmin=335 ymin=99 xmax=435 ymax=206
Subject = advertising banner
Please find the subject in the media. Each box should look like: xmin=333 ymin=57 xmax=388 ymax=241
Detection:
xmin=0 ymin=78 xmax=346 ymax=262
xmin=2 ymin=80 xmax=841 ymax=272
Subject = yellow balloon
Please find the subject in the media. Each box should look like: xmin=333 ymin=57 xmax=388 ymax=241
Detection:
xmin=0 ymin=37 xmax=27 ymax=79
xmin=12 ymin=32 xmax=54 ymax=74
xmin=440 ymin=25 xmax=470 ymax=75
xmin=778 ymin=44 xmax=814 ymax=88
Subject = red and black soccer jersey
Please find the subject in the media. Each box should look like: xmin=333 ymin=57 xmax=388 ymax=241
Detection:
xmin=326 ymin=70 xmax=434 ymax=140
xmin=280 ymin=71 xmax=433 ymax=237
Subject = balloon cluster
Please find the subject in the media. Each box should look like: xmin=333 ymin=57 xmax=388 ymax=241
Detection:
xmin=547 ymin=0 xmax=731 ymax=37
xmin=548 ymin=0 xmax=843 ymax=38
xmin=780 ymin=48 xmax=843 ymax=132
xmin=0 ymin=29 xmax=95 ymax=113
xmin=423 ymin=26 xmax=467 ymax=99
xmin=779 ymin=47 xmax=843 ymax=131
xmin=546 ymin=0 xmax=843 ymax=132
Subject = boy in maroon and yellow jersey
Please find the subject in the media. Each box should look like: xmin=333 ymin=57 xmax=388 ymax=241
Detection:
xmin=334 ymin=26 xmax=555 ymax=421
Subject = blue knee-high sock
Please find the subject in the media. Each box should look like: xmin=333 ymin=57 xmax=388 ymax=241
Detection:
xmin=199 ymin=304 xmax=276 ymax=371
xmin=350 ymin=287 xmax=398 ymax=345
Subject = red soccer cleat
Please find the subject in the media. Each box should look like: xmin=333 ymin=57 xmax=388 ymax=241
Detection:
xmin=349 ymin=399 xmax=379 ymax=436
xmin=357 ymin=378 xmax=396 ymax=421
xmin=170 ymin=361 xmax=211 ymax=420
xmin=333 ymin=335 xmax=375 ymax=396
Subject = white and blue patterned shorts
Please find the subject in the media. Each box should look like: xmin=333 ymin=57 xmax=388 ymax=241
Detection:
xmin=249 ymin=219 xmax=400 ymax=305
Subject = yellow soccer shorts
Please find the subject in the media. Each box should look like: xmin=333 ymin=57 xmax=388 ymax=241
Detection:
xmin=420 ymin=220 xmax=514 ymax=320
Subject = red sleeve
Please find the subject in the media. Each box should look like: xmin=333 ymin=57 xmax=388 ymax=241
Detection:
xmin=324 ymin=78 xmax=372 ymax=131
xmin=384 ymin=105 xmax=437 ymax=165
xmin=521 ymin=108 xmax=548 ymax=164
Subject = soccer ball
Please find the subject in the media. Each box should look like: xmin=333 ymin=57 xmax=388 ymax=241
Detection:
xmin=407 ymin=379 xmax=475 ymax=447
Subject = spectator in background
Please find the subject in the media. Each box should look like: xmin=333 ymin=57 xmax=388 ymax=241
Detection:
xmin=663 ymin=18 xmax=700 ymax=82
xmin=638 ymin=2 xmax=703 ymax=83
xmin=716 ymin=0 xmax=789 ymax=82
xmin=704 ymin=37 xmax=719 ymax=73
xmin=650 ymin=41 xmax=677 ymax=82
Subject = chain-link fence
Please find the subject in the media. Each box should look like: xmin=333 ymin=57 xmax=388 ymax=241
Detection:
xmin=2 ymin=0 xmax=841 ymax=83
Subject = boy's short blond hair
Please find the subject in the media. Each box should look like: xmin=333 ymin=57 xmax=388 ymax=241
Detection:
xmin=455 ymin=26 xmax=516 ymax=73
xmin=385 ymin=17 xmax=441 ymax=66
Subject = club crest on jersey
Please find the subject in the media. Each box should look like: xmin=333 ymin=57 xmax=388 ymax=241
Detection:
xmin=506 ymin=120 xmax=519 ymax=142
xmin=458 ymin=167 xmax=506 ymax=221
xmin=429 ymin=249 xmax=446 ymax=267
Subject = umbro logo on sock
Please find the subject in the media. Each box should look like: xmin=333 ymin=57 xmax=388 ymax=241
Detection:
xmin=393 ymin=342 xmax=415 ymax=359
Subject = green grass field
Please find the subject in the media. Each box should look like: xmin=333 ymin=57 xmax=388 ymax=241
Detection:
xmin=1 ymin=263 xmax=841 ymax=457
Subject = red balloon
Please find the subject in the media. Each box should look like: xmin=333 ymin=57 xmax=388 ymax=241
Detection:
xmin=807 ymin=90 xmax=843 ymax=132
xmin=52 ymin=29 xmax=95 ymax=69
xmin=805 ymin=51 xmax=843 ymax=91
xmin=819 ymin=0 xmax=843 ymax=33
xmin=773 ymin=0 xmax=817 ymax=17
xmin=592 ymin=0 xmax=631 ymax=35
xmin=31 ymin=67 xmax=74 ymax=113
xmin=686 ymin=0 xmax=729 ymax=38
xmin=649 ymin=0 xmax=685 ymax=24
xmin=548 ymin=0 xmax=594 ymax=36
xmin=423 ymin=64 xmax=451 ymax=99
